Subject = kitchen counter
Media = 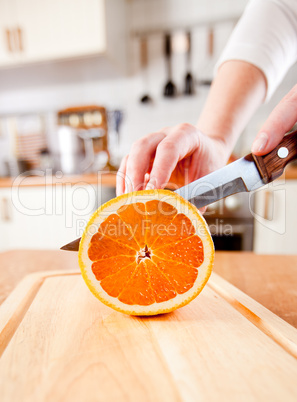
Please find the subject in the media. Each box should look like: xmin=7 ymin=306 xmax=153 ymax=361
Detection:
xmin=0 ymin=172 xmax=117 ymax=187
xmin=0 ymin=250 xmax=296 ymax=328
xmin=1 ymin=164 xmax=297 ymax=188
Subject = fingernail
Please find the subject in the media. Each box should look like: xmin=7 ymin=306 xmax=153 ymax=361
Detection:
xmin=252 ymin=132 xmax=268 ymax=153
xmin=145 ymin=181 xmax=155 ymax=190
xmin=146 ymin=177 xmax=158 ymax=190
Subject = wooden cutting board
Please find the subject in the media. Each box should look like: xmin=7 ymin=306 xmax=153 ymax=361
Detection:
xmin=1 ymin=270 xmax=297 ymax=402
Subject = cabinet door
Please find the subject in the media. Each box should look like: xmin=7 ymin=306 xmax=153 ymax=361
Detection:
xmin=0 ymin=188 xmax=15 ymax=251
xmin=15 ymin=0 xmax=106 ymax=63
xmin=0 ymin=184 xmax=115 ymax=251
xmin=8 ymin=185 xmax=97 ymax=250
xmin=0 ymin=0 xmax=21 ymax=66
xmin=253 ymin=180 xmax=297 ymax=254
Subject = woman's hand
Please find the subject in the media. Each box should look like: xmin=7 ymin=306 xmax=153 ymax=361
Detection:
xmin=116 ymin=123 xmax=229 ymax=196
xmin=252 ymin=84 xmax=297 ymax=155
xmin=116 ymin=60 xmax=269 ymax=196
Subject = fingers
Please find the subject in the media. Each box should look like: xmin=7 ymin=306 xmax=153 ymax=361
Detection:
xmin=118 ymin=123 xmax=203 ymax=194
xmin=116 ymin=154 xmax=128 ymax=196
xmin=146 ymin=140 xmax=179 ymax=189
xmin=117 ymin=132 xmax=167 ymax=195
xmin=252 ymin=84 xmax=297 ymax=155
xmin=147 ymin=123 xmax=200 ymax=189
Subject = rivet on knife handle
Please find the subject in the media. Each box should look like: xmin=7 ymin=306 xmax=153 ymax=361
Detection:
xmin=252 ymin=129 xmax=297 ymax=184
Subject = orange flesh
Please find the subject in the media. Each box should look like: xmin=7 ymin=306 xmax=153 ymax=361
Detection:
xmin=88 ymin=201 xmax=204 ymax=306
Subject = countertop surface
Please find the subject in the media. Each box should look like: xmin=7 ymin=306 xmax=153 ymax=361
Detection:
xmin=1 ymin=250 xmax=296 ymax=328
xmin=1 ymin=165 xmax=297 ymax=188
xmin=0 ymin=172 xmax=117 ymax=187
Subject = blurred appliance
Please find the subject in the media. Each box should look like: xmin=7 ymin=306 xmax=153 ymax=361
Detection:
xmin=0 ymin=114 xmax=48 ymax=177
xmin=57 ymin=106 xmax=111 ymax=174
xmin=204 ymin=192 xmax=254 ymax=251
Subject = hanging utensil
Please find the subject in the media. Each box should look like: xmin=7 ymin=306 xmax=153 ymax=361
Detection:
xmin=184 ymin=31 xmax=195 ymax=95
xmin=208 ymin=26 xmax=214 ymax=58
xmin=163 ymin=33 xmax=177 ymax=98
xmin=139 ymin=37 xmax=153 ymax=104
xmin=199 ymin=26 xmax=214 ymax=87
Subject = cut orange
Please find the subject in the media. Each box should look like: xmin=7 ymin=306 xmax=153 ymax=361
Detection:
xmin=79 ymin=189 xmax=214 ymax=315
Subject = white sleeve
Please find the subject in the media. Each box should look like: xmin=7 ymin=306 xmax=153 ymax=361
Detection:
xmin=215 ymin=0 xmax=297 ymax=101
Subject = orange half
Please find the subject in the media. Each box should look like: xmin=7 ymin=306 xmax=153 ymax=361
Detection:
xmin=79 ymin=189 xmax=214 ymax=315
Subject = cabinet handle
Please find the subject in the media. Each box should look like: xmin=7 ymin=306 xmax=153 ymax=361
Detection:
xmin=6 ymin=29 xmax=13 ymax=52
xmin=16 ymin=27 xmax=23 ymax=52
xmin=1 ymin=198 xmax=11 ymax=222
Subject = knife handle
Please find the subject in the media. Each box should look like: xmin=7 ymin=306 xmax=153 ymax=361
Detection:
xmin=252 ymin=129 xmax=297 ymax=184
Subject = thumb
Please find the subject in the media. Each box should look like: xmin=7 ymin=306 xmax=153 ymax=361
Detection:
xmin=251 ymin=84 xmax=297 ymax=155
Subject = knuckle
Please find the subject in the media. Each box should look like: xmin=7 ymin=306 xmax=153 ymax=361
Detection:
xmin=157 ymin=139 xmax=177 ymax=154
xmin=131 ymin=135 xmax=153 ymax=150
xmin=130 ymin=140 xmax=143 ymax=152
xmin=176 ymin=122 xmax=193 ymax=132
xmin=138 ymin=136 xmax=150 ymax=147
xmin=146 ymin=132 xmax=160 ymax=140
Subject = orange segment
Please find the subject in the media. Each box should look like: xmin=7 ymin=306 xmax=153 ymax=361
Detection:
xmin=91 ymin=255 xmax=136 ymax=281
xmin=98 ymin=214 xmax=139 ymax=250
xmin=153 ymin=235 xmax=204 ymax=267
xmin=151 ymin=213 xmax=196 ymax=249
xmin=144 ymin=259 xmax=177 ymax=303
xmin=151 ymin=255 xmax=198 ymax=294
xmin=145 ymin=200 xmax=177 ymax=247
xmin=79 ymin=189 xmax=214 ymax=316
xmin=118 ymin=261 xmax=155 ymax=306
xmin=88 ymin=233 xmax=136 ymax=260
xmin=100 ymin=262 xmax=137 ymax=298
xmin=117 ymin=203 xmax=147 ymax=248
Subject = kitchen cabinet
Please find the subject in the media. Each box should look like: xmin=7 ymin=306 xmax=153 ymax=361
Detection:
xmin=0 ymin=188 xmax=13 ymax=251
xmin=0 ymin=0 xmax=19 ymax=65
xmin=0 ymin=184 xmax=116 ymax=251
xmin=253 ymin=179 xmax=297 ymax=254
xmin=0 ymin=0 xmax=126 ymax=68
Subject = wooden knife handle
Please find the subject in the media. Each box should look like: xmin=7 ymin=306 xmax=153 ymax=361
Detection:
xmin=252 ymin=129 xmax=297 ymax=184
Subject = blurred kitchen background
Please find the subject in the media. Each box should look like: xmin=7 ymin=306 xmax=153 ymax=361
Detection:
xmin=0 ymin=0 xmax=296 ymax=254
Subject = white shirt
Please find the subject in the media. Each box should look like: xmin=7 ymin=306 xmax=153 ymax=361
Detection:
xmin=216 ymin=0 xmax=297 ymax=101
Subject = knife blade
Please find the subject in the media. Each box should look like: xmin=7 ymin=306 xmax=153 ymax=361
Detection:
xmin=175 ymin=153 xmax=264 ymax=209
xmin=61 ymin=129 xmax=297 ymax=251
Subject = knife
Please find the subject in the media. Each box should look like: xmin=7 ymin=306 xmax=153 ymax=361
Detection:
xmin=61 ymin=129 xmax=297 ymax=251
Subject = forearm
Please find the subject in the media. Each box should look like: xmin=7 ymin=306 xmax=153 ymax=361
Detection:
xmin=197 ymin=60 xmax=267 ymax=158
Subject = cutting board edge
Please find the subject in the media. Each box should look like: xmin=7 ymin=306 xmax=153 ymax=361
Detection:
xmin=0 ymin=270 xmax=80 ymax=357
xmin=209 ymin=272 xmax=297 ymax=360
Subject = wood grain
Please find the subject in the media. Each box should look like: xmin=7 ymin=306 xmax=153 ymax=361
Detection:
xmin=212 ymin=252 xmax=297 ymax=328
xmin=0 ymin=250 xmax=79 ymax=305
xmin=252 ymin=130 xmax=297 ymax=183
xmin=1 ymin=271 xmax=297 ymax=401
xmin=0 ymin=270 xmax=79 ymax=358
xmin=1 ymin=251 xmax=297 ymax=329
xmin=0 ymin=274 xmax=180 ymax=402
